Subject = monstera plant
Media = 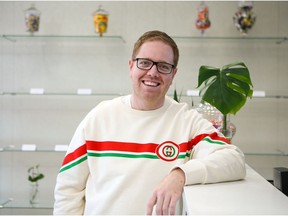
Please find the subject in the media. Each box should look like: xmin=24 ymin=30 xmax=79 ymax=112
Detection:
xmin=196 ymin=62 xmax=253 ymax=137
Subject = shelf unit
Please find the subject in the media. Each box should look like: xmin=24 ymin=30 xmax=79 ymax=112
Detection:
xmin=1 ymin=34 xmax=288 ymax=210
xmin=0 ymin=34 xmax=127 ymax=211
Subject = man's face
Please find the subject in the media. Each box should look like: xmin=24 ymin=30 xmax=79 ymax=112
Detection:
xmin=129 ymin=41 xmax=177 ymax=109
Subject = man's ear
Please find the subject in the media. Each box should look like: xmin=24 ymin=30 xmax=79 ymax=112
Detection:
xmin=172 ymin=68 xmax=178 ymax=78
xmin=128 ymin=59 xmax=134 ymax=78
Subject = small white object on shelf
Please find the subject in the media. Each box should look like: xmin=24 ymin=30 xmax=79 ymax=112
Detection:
xmin=252 ymin=90 xmax=266 ymax=97
xmin=54 ymin=144 xmax=68 ymax=152
xmin=77 ymin=88 xmax=92 ymax=95
xmin=186 ymin=89 xmax=200 ymax=97
xmin=187 ymin=89 xmax=266 ymax=98
xmin=22 ymin=144 xmax=37 ymax=151
xmin=30 ymin=88 xmax=44 ymax=95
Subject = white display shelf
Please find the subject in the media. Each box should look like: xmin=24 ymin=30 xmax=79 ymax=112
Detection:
xmin=1 ymin=91 xmax=288 ymax=99
xmin=0 ymin=34 xmax=125 ymax=43
xmin=1 ymin=145 xmax=286 ymax=157
xmin=0 ymin=91 xmax=123 ymax=97
xmin=172 ymin=35 xmax=288 ymax=44
xmin=1 ymin=34 xmax=287 ymax=44
xmin=0 ymin=146 xmax=68 ymax=153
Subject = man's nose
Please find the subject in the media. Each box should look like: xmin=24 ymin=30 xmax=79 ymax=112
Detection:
xmin=147 ymin=64 xmax=159 ymax=77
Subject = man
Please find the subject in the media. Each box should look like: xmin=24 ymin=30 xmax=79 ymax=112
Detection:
xmin=54 ymin=30 xmax=246 ymax=215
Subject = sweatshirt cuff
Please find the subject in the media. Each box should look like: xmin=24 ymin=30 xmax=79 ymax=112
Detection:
xmin=174 ymin=160 xmax=206 ymax=185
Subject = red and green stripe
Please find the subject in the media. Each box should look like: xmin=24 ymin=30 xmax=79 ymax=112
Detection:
xmin=59 ymin=132 xmax=228 ymax=172
xmin=86 ymin=141 xmax=191 ymax=159
xmin=59 ymin=144 xmax=87 ymax=173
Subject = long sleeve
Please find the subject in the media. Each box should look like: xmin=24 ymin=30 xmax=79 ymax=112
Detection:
xmin=173 ymin=105 xmax=247 ymax=185
xmin=178 ymin=136 xmax=246 ymax=185
xmin=53 ymin=119 xmax=90 ymax=215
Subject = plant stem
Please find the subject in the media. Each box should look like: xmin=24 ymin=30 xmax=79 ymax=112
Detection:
xmin=30 ymin=181 xmax=39 ymax=205
xmin=223 ymin=114 xmax=227 ymax=133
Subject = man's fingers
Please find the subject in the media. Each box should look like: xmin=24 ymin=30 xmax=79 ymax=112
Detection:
xmin=146 ymin=192 xmax=157 ymax=215
xmin=147 ymin=192 xmax=179 ymax=215
xmin=160 ymin=196 xmax=171 ymax=215
xmin=147 ymin=169 xmax=185 ymax=215
xmin=168 ymin=196 xmax=178 ymax=215
xmin=155 ymin=193 xmax=164 ymax=215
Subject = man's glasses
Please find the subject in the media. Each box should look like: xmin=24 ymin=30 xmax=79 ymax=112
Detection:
xmin=133 ymin=58 xmax=175 ymax=74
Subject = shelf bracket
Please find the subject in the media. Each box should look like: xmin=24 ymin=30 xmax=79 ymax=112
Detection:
xmin=0 ymin=198 xmax=14 ymax=208
xmin=1 ymin=35 xmax=16 ymax=42
xmin=276 ymin=37 xmax=287 ymax=44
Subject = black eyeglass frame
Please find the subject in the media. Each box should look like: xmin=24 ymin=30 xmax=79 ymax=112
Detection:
xmin=133 ymin=58 xmax=175 ymax=74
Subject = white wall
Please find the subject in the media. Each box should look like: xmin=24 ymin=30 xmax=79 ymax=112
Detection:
xmin=0 ymin=1 xmax=288 ymax=211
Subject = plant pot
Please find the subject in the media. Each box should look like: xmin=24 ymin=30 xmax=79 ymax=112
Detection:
xmin=197 ymin=101 xmax=236 ymax=142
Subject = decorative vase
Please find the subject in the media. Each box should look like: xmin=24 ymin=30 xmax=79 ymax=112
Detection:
xmin=92 ymin=6 xmax=109 ymax=37
xmin=24 ymin=4 xmax=41 ymax=35
xmin=196 ymin=101 xmax=236 ymax=142
xmin=195 ymin=1 xmax=211 ymax=35
xmin=29 ymin=182 xmax=39 ymax=207
xmin=197 ymin=101 xmax=223 ymax=129
xmin=220 ymin=115 xmax=236 ymax=142
xmin=233 ymin=1 xmax=256 ymax=35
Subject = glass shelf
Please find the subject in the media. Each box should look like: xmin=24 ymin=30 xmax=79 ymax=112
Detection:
xmin=1 ymin=91 xmax=288 ymax=99
xmin=0 ymin=91 xmax=123 ymax=97
xmin=172 ymin=35 xmax=288 ymax=44
xmin=1 ymin=202 xmax=52 ymax=209
xmin=244 ymin=152 xmax=288 ymax=157
xmin=0 ymin=144 xmax=68 ymax=152
xmin=0 ymin=149 xmax=67 ymax=153
xmin=1 ymin=34 xmax=287 ymax=44
xmin=1 ymin=145 xmax=286 ymax=156
xmin=0 ymin=34 xmax=126 ymax=43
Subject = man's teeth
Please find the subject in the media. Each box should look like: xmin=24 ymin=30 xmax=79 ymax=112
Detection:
xmin=143 ymin=81 xmax=159 ymax=86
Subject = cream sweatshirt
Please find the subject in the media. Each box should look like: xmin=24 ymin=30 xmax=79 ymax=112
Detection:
xmin=54 ymin=96 xmax=246 ymax=215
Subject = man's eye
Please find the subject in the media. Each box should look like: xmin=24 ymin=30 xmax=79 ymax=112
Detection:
xmin=159 ymin=64 xmax=170 ymax=71
xmin=140 ymin=60 xmax=151 ymax=66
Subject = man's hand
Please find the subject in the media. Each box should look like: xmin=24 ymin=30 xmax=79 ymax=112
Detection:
xmin=146 ymin=168 xmax=185 ymax=215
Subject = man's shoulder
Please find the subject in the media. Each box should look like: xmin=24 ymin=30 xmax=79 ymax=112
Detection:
xmin=91 ymin=96 xmax=124 ymax=112
xmin=165 ymin=96 xmax=189 ymax=110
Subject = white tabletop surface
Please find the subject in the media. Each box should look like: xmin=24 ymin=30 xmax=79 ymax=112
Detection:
xmin=183 ymin=165 xmax=288 ymax=215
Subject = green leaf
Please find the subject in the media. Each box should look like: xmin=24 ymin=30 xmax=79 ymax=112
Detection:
xmin=28 ymin=173 xmax=45 ymax=182
xmin=173 ymin=89 xmax=179 ymax=102
xmin=197 ymin=62 xmax=253 ymax=115
xmin=173 ymin=88 xmax=182 ymax=103
xmin=197 ymin=66 xmax=219 ymax=88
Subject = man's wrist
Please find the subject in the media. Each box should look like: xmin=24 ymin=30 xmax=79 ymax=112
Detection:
xmin=171 ymin=167 xmax=186 ymax=185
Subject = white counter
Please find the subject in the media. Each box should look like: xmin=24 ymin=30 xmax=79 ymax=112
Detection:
xmin=183 ymin=165 xmax=288 ymax=215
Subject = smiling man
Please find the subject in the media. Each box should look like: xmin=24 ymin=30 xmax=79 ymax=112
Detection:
xmin=129 ymin=37 xmax=177 ymax=111
xmin=54 ymin=30 xmax=246 ymax=215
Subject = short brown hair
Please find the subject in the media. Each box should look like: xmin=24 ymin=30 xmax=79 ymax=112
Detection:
xmin=132 ymin=30 xmax=179 ymax=67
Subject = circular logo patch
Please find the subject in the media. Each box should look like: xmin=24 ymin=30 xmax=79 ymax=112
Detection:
xmin=156 ymin=141 xmax=179 ymax=162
